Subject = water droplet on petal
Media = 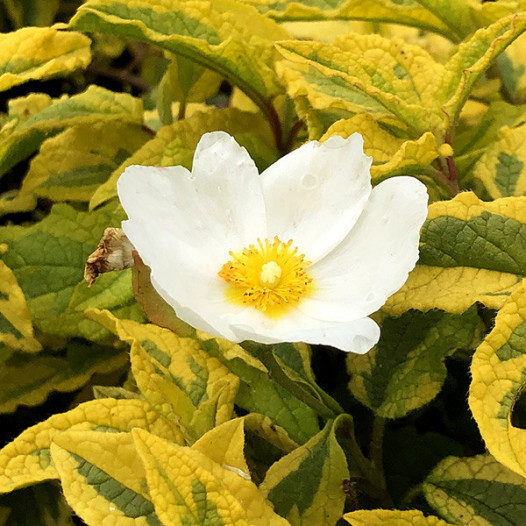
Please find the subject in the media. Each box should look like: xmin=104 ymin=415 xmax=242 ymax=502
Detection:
xmin=301 ymin=173 xmax=318 ymax=189
xmin=366 ymin=292 xmax=376 ymax=303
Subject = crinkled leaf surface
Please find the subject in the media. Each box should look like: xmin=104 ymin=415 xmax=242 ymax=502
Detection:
xmin=0 ymin=259 xmax=41 ymax=353
xmin=260 ymin=415 xmax=349 ymax=526
xmin=385 ymin=192 xmax=526 ymax=315
xmin=347 ymin=308 xmax=479 ymax=419
xmin=132 ymin=428 xmax=290 ymax=526
xmin=471 ymin=123 xmax=526 ymax=199
xmin=241 ymin=0 xmax=450 ymax=35
xmin=0 ymin=85 xmax=143 ymax=181
xmin=51 ymin=430 xmax=161 ymax=526
xmin=469 ymin=280 xmax=526 ymax=479
xmin=10 ymin=122 xmax=150 ymax=212
xmin=70 ymin=0 xmax=289 ymax=112
xmin=0 ymin=202 xmax=140 ymax=342
xmin=0 ymin=27 xmax=90 ymax=92
xmin=90 ymin=107 xmax=278 ymax=209
xmin=344 ymin=509 xmax=456 ymax=526
xmin=423 ymin=454 xmax=526 ymax=525
xmin=87 ymin=310 xmax=239 ymax=442
xmin=200 ymin=335 xmax=319 ymax=445
xmin=0 ymin=397 xmax=181 ymax=494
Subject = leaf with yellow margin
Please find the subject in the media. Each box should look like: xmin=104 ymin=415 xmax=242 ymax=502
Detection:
xmin=0 ymin=260 xmax=41 ymax=353
xmin=70 ymin=0 xmax=289 ymax=113
xmin=86 ymin=310 xmax=239 ymax=442
xmin=497 ymin=32 xmax=526 ymax=104
xmin=0 ymin=341 xmax=126 ymax=414
xmin=0 ymin=397 xmax=182 ymax=495
xmin=51 ymin=430 xmax=161 ymax=526
xmin=132 ymin=428 xmax=290 ymax=526
xmin=276 ymin=34 xmax=444 ymax=137
xmin=259 ymin=415 xmax=349 ymax=526
xmin=240 ymin=0 xmax=450 ymax=36
xmin=90 ymin=107 xmax=278 ymax=209
xmin=11 ymin=122 xmax=150 ymax=210
xmin=423 ymin=454 xmax=526 ymax=525
xmin=347 ymin=307 xmax=479 ymax=419
xmin=469 ymin=280 xmax=526 ymax=479
xmin=344 ymin=509 xmax=455 ymax=526
xmin=471 ymin=123 xmax=526 ymax=199
xmin=0 ymin=28 xmax=90 ymax=92
xmin=321 ymin=115 xmax=450 ymax=198
xmin=384 ymin=192 xmax=526 ymax=315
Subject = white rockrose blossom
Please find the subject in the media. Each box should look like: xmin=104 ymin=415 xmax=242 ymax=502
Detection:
xmin=117 ymin=131 xmax=428 ymax=353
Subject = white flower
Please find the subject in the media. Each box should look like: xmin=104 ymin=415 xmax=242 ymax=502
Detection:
xmin=117 ymin=131 xmax=428 ymax=353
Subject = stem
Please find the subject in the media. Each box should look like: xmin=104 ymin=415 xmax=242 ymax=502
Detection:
xmin=370 ymin=417 xmax=386 ymax=483
xmin=400 ymin=484 xmax=424 ymax=509
xmin=444 ymin=132 xmax=460 ymax=195
xmin=264 ymin=102 xmax=284 ymax=154
xmin=177 ymin=100 xmax=187 ymax=120
xmin=284 ymin=120 xmax=305 ymax=153
xmin=244 ymin=342 xmax=338 ymax=420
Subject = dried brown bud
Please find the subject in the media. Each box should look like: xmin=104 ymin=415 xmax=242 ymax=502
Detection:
xmin=84 ymin=227 xmax=135 ymax=286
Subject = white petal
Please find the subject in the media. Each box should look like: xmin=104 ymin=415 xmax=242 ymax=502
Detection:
xmin=261 ymin=133 xmax=372 ymax=262
xmin=225 ymin=306 xmax=380 ymax=353
xmin=191 ymin=131 xmax=266 ymax=248
xmin=301 ymin=176 xmax=428 ymax=322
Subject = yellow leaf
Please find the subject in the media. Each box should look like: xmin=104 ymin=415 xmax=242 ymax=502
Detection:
xmin=423 ymin=454 xmax=526 ymax=524
xmin=471 ymin=123 xmax=526 ymax=199
xmin=51 ymin=430 xmax=160 ymax=525
xmin=132 ymin=428 xmax=290 ymax=526
xmin=385 ymin=192 xmax=526 ymax=315
xmin=344 ymin=509 xmax=455 ymax=526
xmin=87 ymin=310 xmax=240 ymax=441
xmin=0 ymin=398 xmax=182 ymax=494
xmin=469 ymin=280 xmax=526 ymax=478
xmin=0 ymin=260 xmax=41 ymax=353
xmin=0 ymin=27 xmax=90 ymax=92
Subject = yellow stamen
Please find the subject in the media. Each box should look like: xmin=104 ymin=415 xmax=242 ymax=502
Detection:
xmin=218 ymin=236 xmax=312 ymax=318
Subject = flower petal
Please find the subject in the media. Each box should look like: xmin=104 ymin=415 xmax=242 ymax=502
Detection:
xmin=301 ymin=176 xmax=428 ymax=322
xmin=191 ymin=131 xmax=266 ymax=248
xmin=224 ymin=306 xmax=380 ymax=353
xmin=261 ymin=133 xmax=372 ymax=262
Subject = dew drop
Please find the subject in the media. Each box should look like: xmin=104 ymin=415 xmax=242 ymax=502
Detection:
xmin=366 ymin=292 xmax=376 ymax=303
xmin=301 ymin=173 xmax=318 ymax=189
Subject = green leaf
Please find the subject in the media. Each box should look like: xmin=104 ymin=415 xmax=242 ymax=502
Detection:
xmin=200 ymin=335 xmax=320 ymax=445
xmin=0 ymin=398 xmax=182 ymax=494
xmin=0 ymin=259 xmax=41 ymax=353
xmin=241 ymin=0 xmax=451 ymax=36
xmin=132 ymin=428 xmax=290 ymax=526
xmin=90 ymin=106 xmax=278 ymax=209
xmin=51 ymin=430 xmax=162 ymax=526
xmin=70 ymin=0 xmax=289 ymax=113
xmin=439 ymin=13 xmax=526 ymax=131
xmin=87 ymin=311 xmax=239 ymax=441
xmin=260 ymin=416 xmax=349 ymax=526
xmin=0 ymin=28 xmax=90 ymax=92
xmin=10 ymin=122 xmax=151 ymax=212
xmin=347 ymin=308 xmax=479 ymax=419
xmin=423 ymin=454 xmax=526 ymax=525
xmin=469 ymin=280 xmax=526 ymax=479
xmin=497 ymin=32 xmax=526 ymax=104
xmin=0 ymin=341 xmax=126 ymax=414
xmin=0 ymin=202 xmax=130 ymax=341
xmin=344 ymin=509 xmax=455 ymax=526
xmin=385 ymin=192 xmax=526 ymax=315
xmin=471 ymin=122 xmax=526 ymax=198
xmin=0 ymin=86 xmax=143 ymax=184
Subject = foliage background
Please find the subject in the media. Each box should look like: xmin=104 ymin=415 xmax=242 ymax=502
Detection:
xmin=2 ymin=0 xmax=526 ymax=525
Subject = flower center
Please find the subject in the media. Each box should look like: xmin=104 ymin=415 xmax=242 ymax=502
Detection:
xmin=218 ymin=236 xmax=312 ymax=318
